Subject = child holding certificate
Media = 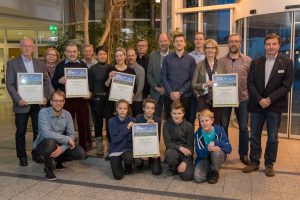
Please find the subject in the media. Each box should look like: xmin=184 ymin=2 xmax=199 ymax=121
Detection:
xmin=194 ymin=109 xmax=232 ymax=184
xmin=108 ymin=99 xmax=135 ymax=180
xmin=134 ymin=98 xmax=161 ymax=175
xmin=163 ymin=102 xmax=194 ymax=181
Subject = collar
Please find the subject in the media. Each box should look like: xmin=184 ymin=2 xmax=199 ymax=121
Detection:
xmin=174 ymin=51 xmax=186 ymax=58
xmin=65 ymin=59 xmax=80 ymax=64
xmin=226 ymin=53 xmax=242 ymax=60
xmin=21 ymin=55 xmax=32 ymax=62
xmin=49 ymin=107 xmax=65 ymax=118
xmin=82 ymin=58 xmax=97 ymax=64
xmin=266 ymin=53 xmax=278 ymax=60
xmin=160 ymin=50 xmax=170 ymax=56
xmin=191 ymin=49 xmax=205 ymax=55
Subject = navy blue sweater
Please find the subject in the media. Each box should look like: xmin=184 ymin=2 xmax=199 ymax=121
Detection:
xmin=135 ymin=114 xmax=161 ymax=138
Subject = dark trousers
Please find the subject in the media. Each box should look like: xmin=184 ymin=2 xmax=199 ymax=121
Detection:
xmin=90 ymin=96 xmax=107 ymax=138
xmin=134 ymin=157 xmax=161 ymax=175
xmin=15 ymin=105 xmax=41 ymax=158
xmin=35 ymin=138 xmax=86 ymax=169
xmin=197 ymin=95 xmax=223 ymax=125
xmin=131 ymin=101 xmax=143 ymax=117
xmin=106 ymin=100 xmax=117 ymax=142
xmin=164 ymin=95 xmax=192 ymax=124
xmin=189 ymin=94 xmax=198 ymax=126
xmin=154 ymin=95 xmax=164 ymax=118
xmin=109 ymin=150 xmax=133 ymax=180
xmin=250 ymin=111 xmax=281 ymax=166
xmin=64 ymin=98 xmax=90 ymax=150
xmin=165 ymin=149 xmax=194 ymax=181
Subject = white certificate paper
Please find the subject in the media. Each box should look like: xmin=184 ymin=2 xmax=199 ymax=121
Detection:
xmin=109 ymin=72 xmax=135 ymax=104
xmin=132 ymin=123 xmax=160 ymax=158
xmin=65 ymin=68 xmax=89 ymax=98
xmin=17 ymin=73 xmax=43 ymax=104
xmin=212 ymin=73 xmax=239 ymax=107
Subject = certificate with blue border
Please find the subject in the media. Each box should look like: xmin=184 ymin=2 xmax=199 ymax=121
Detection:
xmin=65 ymin=68 xmax=89 ymax=98
xmin=17 ymin=73 xmax=43 ymax=104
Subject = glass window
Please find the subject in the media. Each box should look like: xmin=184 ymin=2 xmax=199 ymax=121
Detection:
xmin=7 ymin=30 xmax=35 ymax=43
xmin=0 ymin=30 xmax=4 ymax=43
xmin=203 ymin=10 xmax=230 ymax=45
xmin=38 ymin=46 xmax=48 ymax=60
xmin=37 ymin=30 xmax=58 ymax=44
xmin=183 ymin=13 xmax=198 ymax=43
xmin=183 ymin=0 xmax=198 ymax=8
xmin=236 ymin=19 xmax=245 ymax=54
xmin=203 ymin=0 xmax=236 ymax=6
xmin=167 ymin=0 xmax=172 ymax=34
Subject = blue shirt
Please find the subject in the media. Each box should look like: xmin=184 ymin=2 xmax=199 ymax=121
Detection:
xmin=21 ymin=55 xmax=34 ymax=73
xmin=33 ymin=107 xmax=75 ymax=152
xmin=189 ymin=50 xmax=205 ymax=64
xmin=160 ymin=52 xmax=196 ymax=98
xmin=202 ymin=127 xmax=216 ymax=146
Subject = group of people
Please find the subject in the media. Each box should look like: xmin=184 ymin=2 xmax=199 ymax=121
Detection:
xmin=5 ymin=31 xmax=293 ymax=183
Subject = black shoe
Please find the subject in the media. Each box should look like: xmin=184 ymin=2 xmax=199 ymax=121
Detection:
xmin=44 ymin=168 xmax=57 ymax=181
xmin=242 ymin=162 xmax=259 ymax=173
xmin=56 ymin=162 xmax=65 ymax=170
xmin=124 ymin=169 xmax=132 ymax=175
xmin=32 ymin=153 xmax=44 ymax=164
xmin=240 ymin=155 xmax=250 ymax=165
xmin=207 ymin=170 xmax=219 ymax=184
xmin=19 ymin=157 xmax=28 ymax=166
xmin=265 ymin=165 xmax=275 ymax=177
xmin=86 ymin=141 xmax=93 ymax=151
xmin=162 ymin=169 xmax=175 ymax=178
xmin=104 ymin=155 xmax=110 ymax=161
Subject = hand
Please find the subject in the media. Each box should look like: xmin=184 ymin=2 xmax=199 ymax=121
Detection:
xmin=179 ymin=146 xmax=192 ymax=157
xmin=211 ymin=146 xmax=221 ymax=152
xmin=83 ymin=91 xmax=92 ymax=100
xmin=18 ymin=99 xmax=28 ymax=106
xmin=68 ymin=138 xmax=75 ymax=150
xmin=207 ymin=141 xmax=215 ymax=151
xmin=127 ymin=121 xmax=134 ymax=129
xmin=155 ymin=86 xmax=165 ymax=95
xmin=147 ymin=119 xmax=155 ymax=124
xmin=59 ymin=76 xmax=67 ymax=85
xmin=259 ymin=98 xmax=271 ymax=109
xmin=170 ymin=92 xmax=180 ymax=101
xmin=206 ymin=80 xmax=213 ymax=88
xmin=109 ymin=71 xmax=116 ymax=79
xmin=50 ymin=145 xmax=64 ymax=158
xmin=177 ymin=162 xmax=187 ymax=173
xmin=40 ymin=98 xmax=47 ymax=106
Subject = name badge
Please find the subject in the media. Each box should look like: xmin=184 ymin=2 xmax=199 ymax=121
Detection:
xmin=278 ymin=70 xmax=284 ymax=73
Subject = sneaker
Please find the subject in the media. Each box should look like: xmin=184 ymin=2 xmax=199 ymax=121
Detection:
xmin=265 ymin=165 xmax=275 ymax=177
xmin=242 ymin=162 xmax=259 ymax=173
xmin=207 ymin=170 xmax=219 ymax=184
xmin=44 ymin=168 xmax=57 ymax=181
xmin=162 ymin=169 xmax=174 ymax=178
xmin=56 ymin=162 xmax=65 ymax=170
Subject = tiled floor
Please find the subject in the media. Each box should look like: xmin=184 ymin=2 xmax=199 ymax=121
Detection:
xmin=0 ymin=103 xmax=300 ymax=200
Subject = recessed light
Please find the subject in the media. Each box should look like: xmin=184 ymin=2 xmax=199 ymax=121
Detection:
xmin=18 ymin=32 xmax=23 ymax=35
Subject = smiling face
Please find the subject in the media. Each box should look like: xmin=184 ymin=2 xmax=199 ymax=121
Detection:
xmin=117 ymin=102 xmax=128 ymax=118
xmin=228 ymin=35 xmax=241 ymax=54
xmin=173 ymin=36 xmax=186 ymax=52
xmin=171 ymin=108 xmax=185 ymax=124
xmin=126 ymin=49 xmax=137 ymax=66
xmin=199 ymin=115 xmax=214 ymax=132
xmin=65 ymin=45 xmax=78 ymax=62
xmin=97 ymin=50 xmax=108 ymax=63
xmin=45 ymin=49 xmax=58 ymax=63
xmin=159 ymin=34 xmax=170 ymax=52
xmin=194 ymin=33 xmax=205 ymax=50
xmin=20 ymin=38 xmax=35 ymax=58
xmin=115 ymin=50 xmax=126 ymax=65
xmin=50 ymin=93 xmax=65 ymax=113
xmin=265 ymin=38 xmax=280 ymax=57
xmin=204 ymin=42 xmax=217 ymax=58
xmin=83 ymin=46 xmax=94 ymax=60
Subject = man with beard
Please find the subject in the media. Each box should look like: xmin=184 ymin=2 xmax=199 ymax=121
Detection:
xmin=219 ymin=33 xmax=252 ymax=165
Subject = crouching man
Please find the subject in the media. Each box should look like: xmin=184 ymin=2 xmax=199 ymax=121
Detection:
xmin=33 ymin=90 xmax=87 ymax=181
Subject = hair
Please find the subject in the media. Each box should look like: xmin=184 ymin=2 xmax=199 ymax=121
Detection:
xmin=228 ymin=33 xmax=241 ymax=41
xmin=115 ymin=47 xmax=126 ymax=56
xmin=264 ymin=33 xmax=281 ymax=45
xmin=126 ymin=47 xmax=136 ymax=55
xmin=95 ymin=45 xmax=108 ymax=55
xmin=173 ymin=33 xmax=185 ymax=41
xmin=82 ymin=44 xmax=94 ymax=52
xmin=158 ymin=33 xmax=170 ymax=40
xmin=64 ymin=41 xmax=78 ymax=51
xmin=43 ymin=47 xmax=60 ymax=62
xmin=198 ymin=109 xmax=214 ymax=119
xmin=51 ymin=90 xmax=65 ymax=100
xmin=20 ymin=37 xmax=35 ymax=46
xmin=195 ymin=32 xmax=206 ymax=39
xmin=116 ymin=99 xmax=132 ymax=116
xmin=137 ymin=39 xmax=148 ymax=45
xmin=142 ymin=98 xmax=156 ymax=108
xmin=204 ymin=39 xmax=219 ymax=56
xmin=171 ymin=101 xmax=185 ymax=113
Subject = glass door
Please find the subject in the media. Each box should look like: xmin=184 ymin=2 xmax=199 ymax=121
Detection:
xmin=0 ymin=45 xmax=6 ymax=100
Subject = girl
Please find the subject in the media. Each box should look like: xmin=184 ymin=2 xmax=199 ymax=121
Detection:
xmin=194 ymin=109 xmax=232 ymax=184
xmin=108 ymin=99 xmax=135 ymax=180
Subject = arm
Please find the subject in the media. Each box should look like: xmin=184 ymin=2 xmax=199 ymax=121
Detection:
xmin=194 ymin=130 xmax=209 ymax=159
xmin=192 ymin=63 xmax=206 ymax=92
xmin=247 ymin=60 xmax=263 ymax=103
xmin=51 ymin=63 xmax=63 ymax=90
xmin=88 ymin=67 xmax=94 ymax=94
xmin=163 ymin=121 xmax=180 ymax=150
xmin=132 ymin=68 xmax=145 ymax=100
xmin=147 ymin=53 xmax=157 ymax=90
xmin=185 ymin=122 xmax=194 ymax=154
xmin=160 ymin=58 xmax=173 ymax=95
xmin=5 ymin=60 xmax=22 ymax=103
xmin=109 ymin=118 xmax=131 ymax=144
xmin=179 ymin=58 xmax=196 ymax=95
xmin=214 ymin=126 xmax=232 ymax=154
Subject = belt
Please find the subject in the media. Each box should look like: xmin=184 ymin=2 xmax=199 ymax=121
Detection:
xmin=93 ymin=92 xmax=106 ymax=96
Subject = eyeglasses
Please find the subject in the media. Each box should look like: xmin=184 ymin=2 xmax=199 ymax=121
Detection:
xmin=21 ymin=45 xmax=34 ymax=49
xmin=51 ymin=100 xmax=65 ymax=103
xmin=228 ymin=40 xmax=241 ymax=44
xmin=137 ymin=45 xmax=148 ymax=47
xmin=205 ymin=47 xmax=216 ymax=50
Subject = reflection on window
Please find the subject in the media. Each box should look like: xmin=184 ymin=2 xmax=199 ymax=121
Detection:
xmin=7 ymin=30 xmax=35 ymax=43
xmin=38 ymin=31 xmax=58 ymax=44
xmin=203 ymin=0 xmax=236 ymax=6
xmin=236 ymin=19 xmax=244 ymax=54
xmin=0 ymin=30 xmax=4 ymax=43
xmin=183 ymin=0 xmax=198 ymax=8
xmin=183 ymin=13 xmax=198 ymax=42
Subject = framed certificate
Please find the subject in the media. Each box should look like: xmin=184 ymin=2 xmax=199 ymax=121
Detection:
xmin=109 ymin=72 xmax=135 ymax=104
xmin=212 ymin=73 xmax=239 ymax=107
xmin=17 ymin=73 xmax=43 ymax=104
xmin=65 ymin=68 xmax=89 ymax=98
xmin=132 ymin=123 xmax=160 ymax=158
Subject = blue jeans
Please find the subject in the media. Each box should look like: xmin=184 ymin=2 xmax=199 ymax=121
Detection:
xmin=249 ymin=111 xmax=281 ymax=166
xmin=222 ymin=100 xmax=249 ymax=157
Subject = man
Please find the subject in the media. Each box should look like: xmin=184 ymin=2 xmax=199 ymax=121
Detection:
xmin=189 ymin=32 xmax=206 ymax=125
xmin=52 ymin=41 xmax=91 ymax=151
xmin=147 ymin=33 xmax=171 ymax=117
xmin=82 ymin=44 xmax=97 ymax=68
xmin=33 ymin=90 xmax=86 ymax=181
xmin=219 ymin=33 xmax=252 ymax=165
xmin=6 ymin=37 xmax=50 ymax=166
xmin=127 ymin=48 xmax=145 ymax=116
xmin=160 ymin=33 xmax=196 ymax=123
xmin=136 ymin=39 xmax=150 ymax=99
xmin=243 ymin=33 xmax=293 ymax=177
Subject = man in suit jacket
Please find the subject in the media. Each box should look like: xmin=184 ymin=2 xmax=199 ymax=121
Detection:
xmin=6 ymin=37 xmax=50 ymax=166
xmin=147 ymin=33 xmax=171 ymax=117
xmin=243 ymin=33 xmax=294 ymax=177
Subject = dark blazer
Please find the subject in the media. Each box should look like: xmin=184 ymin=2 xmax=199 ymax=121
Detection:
xmin=247 ymin=53 xmax=294 ymax=113
xmin=6 ymin=56 xmax=51 ymax=113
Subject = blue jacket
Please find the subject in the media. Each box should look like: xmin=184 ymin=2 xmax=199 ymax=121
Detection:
xmin=194 ymin=125 xmax=232 ymax=164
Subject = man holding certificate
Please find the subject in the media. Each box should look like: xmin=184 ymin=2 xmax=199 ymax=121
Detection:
xmin=51 ymin=41 xmax=91 ymax=151
xmin=6 ymin=37 xmax=50 ymax=166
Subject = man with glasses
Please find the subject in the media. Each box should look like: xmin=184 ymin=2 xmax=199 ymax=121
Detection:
xmin=33 ymin=90 xmax=86 ymax=181
xmin=219 ymin=33 xmax=252 ymax=165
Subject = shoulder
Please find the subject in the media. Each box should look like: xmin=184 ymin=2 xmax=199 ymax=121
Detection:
xmin=135 ymin=114 xmax=144 ymax=122
xmin=183 ymin=120 xmax=193 ymax=129
xmin=39 ymin=107 xmax=49 ymax=115
xmin=149 ymin=51 xmax=159 ymax=57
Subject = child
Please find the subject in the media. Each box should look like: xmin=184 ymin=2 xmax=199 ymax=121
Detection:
xmin=134 ymin=98 xmax=161 ymax=175
xmin=108 ymin=99 xmax=135 ymax=180
xmin=194 ymin=109 xmax=232 ymax=184
xmin=163 ymin=101 xmax=194 ymax=181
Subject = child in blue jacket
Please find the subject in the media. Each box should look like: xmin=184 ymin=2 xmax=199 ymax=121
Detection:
xmin=194 ymin=109 xmax=232 ymax=184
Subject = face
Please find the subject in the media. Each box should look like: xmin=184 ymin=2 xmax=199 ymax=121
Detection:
xmin=143 ymin=102 xmax=155 ymax=117
xmin=127 ymin=49 xmax=137 ymax=65
xmin=265 ymin=38 xmax=280 ymax=57
xmin=45 ymin=49 xmax=58 ymax=63
xmin=51 ymin=94 xmax=65 ymax=112
xmin=158 ymin=34 xmax=169 ymax=52
xmin=137 ymin=41 xmax=148 ymax=55
xmin=83 ymin=46 xmax=94 ymax=59
xmin=204 ymin=42 xmax=217 ymax=58
xmin=199 ymin=115 xmax=214 ymax=132
xmin=194 ymin=34 xmax=205 ymax=49
xmin=20 ymin=39 xmax=35 ymax=57
xmin=115 ymin=50 xmax=126 ymax=65
xmin=173 ymin=36 xmax=186 ymax=51
xmin=117 ymin=102 xmax=128 ymax=118
xmin=65 ymin=45 xmax=78 ymax=62
xmin=171 ymin=108 xmax=185 ymax=124
xmin=97 ymin=50 xmax=108 ymax=63
xmin=228 ymin=35 xmax=241 ymax=54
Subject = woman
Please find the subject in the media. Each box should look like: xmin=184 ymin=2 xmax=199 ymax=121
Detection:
xmin=192 ymin=39 xmax=225 ymax=125
xmin=43 ymin=47 xmax=60 ymax=79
